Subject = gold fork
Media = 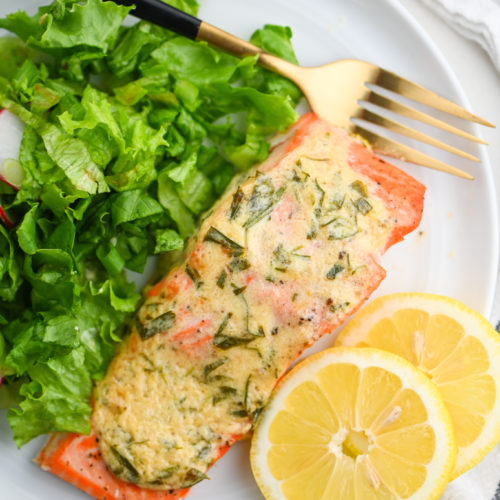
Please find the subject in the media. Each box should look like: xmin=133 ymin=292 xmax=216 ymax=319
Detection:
xmin=118 ymin=0 xmax=494 ymax=180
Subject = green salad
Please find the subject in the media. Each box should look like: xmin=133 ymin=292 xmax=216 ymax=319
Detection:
xmin=0 ymin=0 xmax=301 ymax=446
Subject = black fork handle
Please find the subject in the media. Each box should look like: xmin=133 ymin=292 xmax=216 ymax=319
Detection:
xmin=108 ymin=0 xmax=299 ymax=79
xmin=110 ymin=0 xmax=201 ymax=39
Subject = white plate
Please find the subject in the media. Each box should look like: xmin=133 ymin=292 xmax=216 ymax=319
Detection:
xmin=0 ymin=0 xmax=498 ymax=499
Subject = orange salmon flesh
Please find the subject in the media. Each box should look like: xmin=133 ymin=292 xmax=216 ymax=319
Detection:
xmin=36 ymin=113 xmax=425 ymax=499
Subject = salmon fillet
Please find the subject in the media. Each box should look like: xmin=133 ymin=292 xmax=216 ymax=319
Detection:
xmin=36 ymin=113 xmax=425 ymax=498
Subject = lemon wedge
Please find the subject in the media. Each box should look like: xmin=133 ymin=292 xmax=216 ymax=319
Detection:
xmin=336 ymin=293 xmax=500 ymax=478
xmin=251 ymin=347 xmax=456 ymax=500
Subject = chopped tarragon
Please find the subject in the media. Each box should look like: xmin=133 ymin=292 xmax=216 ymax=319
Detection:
xmin=350 ymin=180 xmax=368 ymax=197
xmin=203 ymin=358 xmax=227 ymax=380
xmin=110 ymin=447 xmax=139 ymax=482
xmin=307 ymin=178 xmax=326 ymax=239
xmin=326 ymin=263 xmax=345 ymax=280
xmin=185 ymin=263 xmax=202 ymax=287
xmin=213 ymin=312 xmax=255 ymax=349
xmin=228 ymin=186 xmax=244 ymax=220
xmin=181 ymin=469 xmax=209 ymax=488
xmin=216 ymin=269 xmax=227 ymax=288
xmin=149 ymin=466 xmax=180 ymax=485
xmin=139 ymin=311 xmax=176 ymax=340
xmin=243 ymin=174 xmax=286 ymax=229
xmin=213 ymin=335 xmax=255 ymax=350
xmin=354 ymin=197 xmax=372 ymax=215
xmin=272 ymin=243 xmax=291 ymax=271
xmin=204 ymin=226 xmax=244 ymax=255
xmin=323 ymin=217 xmax=358 ymax=240
xmin=231 ymin=283 xmax=247 ymax=295
xmin=228 ymin=257 xmax=251 ymax=272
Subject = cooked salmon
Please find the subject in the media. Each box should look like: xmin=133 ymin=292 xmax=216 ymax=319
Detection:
xmin=36 ymin=113 xmax=425 ymax=498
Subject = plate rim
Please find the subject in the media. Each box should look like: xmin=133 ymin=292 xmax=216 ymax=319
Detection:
xmin=383 ymin=0 xmax=499 ymax=318
xmin=0 ymin=1 xmax=499 ymax=499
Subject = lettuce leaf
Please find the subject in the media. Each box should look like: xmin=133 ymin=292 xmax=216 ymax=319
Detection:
xmin=0 ymin=0 xmax=131 ymax=54
xmin=0 ymin=0 xmax=302 ymax=446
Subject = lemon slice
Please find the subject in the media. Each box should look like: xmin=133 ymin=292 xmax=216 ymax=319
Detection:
xmin=336 ymin=293 xmax=500 ymax=478
xmin=251 ymin=347 xmax=456 ymax=500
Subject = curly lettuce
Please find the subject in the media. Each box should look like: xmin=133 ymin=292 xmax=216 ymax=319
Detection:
xmin=0 ymin=0 xmax=302 ymax=446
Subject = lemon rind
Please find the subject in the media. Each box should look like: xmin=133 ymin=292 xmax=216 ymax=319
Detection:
xmin=251 ymin=346 xmax=456 ymax=500
xmin=337 ymin=292 xmax=500 ymax=479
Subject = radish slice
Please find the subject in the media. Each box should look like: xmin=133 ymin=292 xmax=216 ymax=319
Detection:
xmin=0 ymin=203 xmax=14 ymax=228
xmin=0 ymin=109 xmax=25 ymax=189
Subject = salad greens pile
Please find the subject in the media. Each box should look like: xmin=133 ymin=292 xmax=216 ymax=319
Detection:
xmin=0 ymin=0 xmax=301 ymax=446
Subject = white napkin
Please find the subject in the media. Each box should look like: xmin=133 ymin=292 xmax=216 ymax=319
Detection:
xmin=418 ymin=0 xmax=500 ymax=72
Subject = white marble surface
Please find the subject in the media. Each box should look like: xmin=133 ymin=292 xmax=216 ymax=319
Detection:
xmin=400 ymin=0 xmax=500 ymax=232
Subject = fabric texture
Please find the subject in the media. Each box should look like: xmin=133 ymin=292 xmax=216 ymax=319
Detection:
xmin=419 ymin=0 xmax=500 ymax=71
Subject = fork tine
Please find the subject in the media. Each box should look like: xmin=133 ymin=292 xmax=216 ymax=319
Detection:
xmin=365 ymin=91 xmax=488 ymax=145
xmin=352 ymin=124 xmax=474 ymax=180
xmin=356 ymin=108 xmax=480 ymax=162
xmin=375 ymin=68 xmax=494 ymax=127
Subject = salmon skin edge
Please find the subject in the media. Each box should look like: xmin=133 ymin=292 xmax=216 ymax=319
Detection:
xmin=35 ymin=112 xmax=425 ymax=499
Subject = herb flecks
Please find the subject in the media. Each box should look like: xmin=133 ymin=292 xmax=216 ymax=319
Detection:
xmin=213 ymin=385 xmax=238 ymax=404
xmin=215 ymin=313 xmax=232 ymax=337
xmin=231 ymin=283 xmax=247 ymax=296
xmin=213 ymin=313 xmax=255 ymax=349
xmin=326 ymin=263 xmax=345 ymax=280
xmin=354 ymin=197 xmax=372 ymax=215
xmin=110 ymin=447 xmax=139 ymax=482
xmin=272 ymin=243 xmax=291 ymax=271
xmin=243 ymin=175 xmax=286 ymax=229
xmin=139 ymin=311 xmax=176 ymax=340
xmin=229 ymin=186 xmax=244 ymax=220
xmin=231 ymin=409 xmax=249 ymax=418
xmin=216 ymin=269 xmax=227 ymax=289
xmin=252 ymin=407 xmax=264 ymax=422
xmin=314 ymin=179 xmax=325 ymax=208
xmin=213 ymin=334 xmax=255 ymax=350
xmin=272 ymin=243 xmax=310 ymax=272
xmin=219 ymin=386 xmax=237 ymax=396
xmin=324 ymin=217 xmax=358 ymax=240
xmin=185 ymin=263 xmax=202 ymax=287
xmin=350 ymin=180 xmax=368 ymax=197
xmin=228 ymin=257 xmax=251 ymax=272
xmin=244 ymin=375 xmax=252 ymax=412
xmin=303 ymin=156 xmax=329 ymax=162
xmin=331 ymin=193 xmax=346 ymax=210
xmin=149 ymin=465 xmax=180 ymax=485
xmin=330 ymin=301 xmax=351 ymax=313
xmin=203 ymin=358 xmax=227 ymax=380
xmin=181 ymin=468 xmax=209 ymax=488
xmin=204 ymin=226 xmax=244 ymax=255
xmin=307 ymin=178 xmax=326 ymax=239
xmin=290 ymin=245 xmax=311 ymax=260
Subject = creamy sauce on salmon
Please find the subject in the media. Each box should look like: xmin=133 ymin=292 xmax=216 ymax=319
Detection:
xmin=92 ymin=115 xmax=424 ymax=490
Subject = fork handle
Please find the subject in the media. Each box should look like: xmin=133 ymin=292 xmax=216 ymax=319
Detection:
xmin=110 ymin=0 xmax=300 ymax=79
xmin=110 ymin=0 xmax=202 ymax=38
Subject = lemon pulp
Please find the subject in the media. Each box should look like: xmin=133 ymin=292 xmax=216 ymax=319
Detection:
xmin=337 ymin=293 xmax=500 ymax=477
xmin=251 ymin=347 xmax=456 ymax=500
